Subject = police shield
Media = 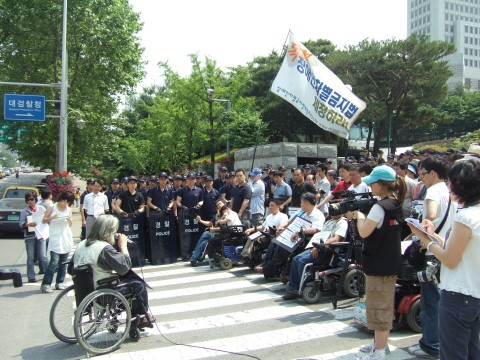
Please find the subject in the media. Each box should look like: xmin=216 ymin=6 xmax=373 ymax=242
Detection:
xmin=149 ymin=211 xmax=177 ymax=264
xmin=117 ymin=215 xmax=145 ymax=267
xmin=178 ymin=208 xmax=201 ymax=260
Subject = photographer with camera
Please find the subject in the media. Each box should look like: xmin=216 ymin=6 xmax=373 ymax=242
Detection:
xmin=408 ymin=158 xmax=480 ymax=360
xmin=345 ymin=165 xmax=406 ymax=360
xmin=408 ymin=156 xmax=456 ymax=359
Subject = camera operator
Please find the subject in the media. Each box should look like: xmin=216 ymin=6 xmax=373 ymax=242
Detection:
xmin=73 ymin=215 xmax=155 ymax=328
xmin=345 ymin=165 xmax=406 ymax=360
xmin=408 ymin=158 xmax=479 ymax=360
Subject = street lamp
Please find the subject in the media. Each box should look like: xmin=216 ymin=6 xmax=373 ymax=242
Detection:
xmin=68 ymin=109 xmax=86 ymax=130
xmin=206 ymin=88 xmax=232 ymax=161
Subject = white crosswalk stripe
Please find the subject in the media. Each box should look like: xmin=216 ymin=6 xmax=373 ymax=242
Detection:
xmin=73 ymin=261 xmax=418 ymax=359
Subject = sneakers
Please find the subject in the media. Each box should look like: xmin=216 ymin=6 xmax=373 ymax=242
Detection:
xmin=28 ymin=279 xmax=37 ymax=283
xmin=356 ymin=349 xmax=386 ymax=360
xmin=359 ymin=342 xmax=390 ymax=354
xmin=408 ymin=344 xmax=438 ymax=359
xmin=41 ymin=285 xmax=53 ymax=293
xmin=55 ymin=283 xmax=66 ymax=290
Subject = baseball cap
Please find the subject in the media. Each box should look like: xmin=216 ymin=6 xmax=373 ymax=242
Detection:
xmin=271 ymin=170 xmax=281 ymax=177
xmin=111 ymin=178 xmax=119 ymax=184
xmin=127 ymin=175 xmax=137 ymax=183
xmin=138 ymin=177 xmax=146 ymax=183
xmin=86 ymin=178 xmax=95 ymax=184
xmin=186 ymin=172 xmax=196 ymax=179
xmin=278 ymin=165 xmax=286 ymax=171
xmin=387 ymin=154 xmax=395 ymax=159
xmin=158 ymin=171 xmax=168 ymax=178
xmin=220 ymin=166 xmax=228 ymax=172
xmin=149 ymin=175 xmax=158 ymax=182
xmin=249 ymin=167 xmax=262 ymax=177
xmin=226 ymin=171 xmax=235 ymax=178
xmin=205 ymin=175 xmax=213 ymax=181
xmin=174 ymin=174 xmax=182 ymax=180
xmin=362 ymin=166 xmax=396 ymax=185
xmin=121 ymin=177 xmax=128 ymax=184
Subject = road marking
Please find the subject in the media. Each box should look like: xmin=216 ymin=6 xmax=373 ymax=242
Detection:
xmin=298 ymin=344 xmax=412 ymax=360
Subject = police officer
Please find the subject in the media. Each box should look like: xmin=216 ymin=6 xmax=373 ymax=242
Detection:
xmin=176 ymin=173 xmax=204 ymax=210
xmin=114 ymin=176 xmax=145 ymax=216
xmin=213 ymin=166 xmax=228 ymax=191
xmin=147 ymin=172 xmax=174 ymax=212
xmin=201 ymin=175 xmax=220 ymax=222
xmin=105 ymin=178 xmax=122 ymax=214
xmin=220 ymin=172 xmax=235 ymax=204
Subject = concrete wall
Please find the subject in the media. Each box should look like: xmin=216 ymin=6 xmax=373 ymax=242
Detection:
xmin=234 ymin=142 xmax=337 ymax=171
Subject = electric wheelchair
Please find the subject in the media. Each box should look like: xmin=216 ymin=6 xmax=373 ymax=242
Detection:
xmin=207 ymin=224 xmax=247 ymax=270
xmin=49 ymin=264 xmax=150 ymax=355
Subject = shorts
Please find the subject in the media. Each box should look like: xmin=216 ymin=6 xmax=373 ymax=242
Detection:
xmin=365 ymin=275 xmax=397 ymax=331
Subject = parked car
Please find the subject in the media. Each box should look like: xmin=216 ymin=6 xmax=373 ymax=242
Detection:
xmin=2 ymin=186 xmax=39 ymax=199
xmin=3 ymin=169 xmax=11 ymax=176
xmin=0 ymin=198 xmax=25 ymax=233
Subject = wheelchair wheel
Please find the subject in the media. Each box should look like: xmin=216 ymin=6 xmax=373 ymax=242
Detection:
xmin=74 ymin=289 xmax=131 ymax=355
xmin=406 ymin=298 xmax=422 ymax=333
xmin=50 ymin=284 xmax=77 ymax=344
xmin=302 ymin=283 xmax=321 ymax=304
xmin=220 ymin=258 xmax=233 ymax=270
xmin=343 ymin=269 xmax=365 ymax=298
xmin=129 ymin=326 xmax=141 ymax=342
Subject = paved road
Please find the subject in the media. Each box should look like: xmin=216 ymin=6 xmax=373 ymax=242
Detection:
xmin=0 ymin=173 xmax=421 ymax=359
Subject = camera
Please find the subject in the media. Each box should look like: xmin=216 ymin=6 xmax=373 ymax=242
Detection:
xmin=417 ymin=261 xmax=440 ymax=284
xmin=409 ymin=200 xmax=424 ymax=220
xmin=328 ymin=190 xmax=377 ymax=216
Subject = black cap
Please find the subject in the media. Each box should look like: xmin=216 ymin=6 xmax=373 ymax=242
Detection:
xmin=122 ymin=177 xmax=128 ymax=184
xmin=263 ymin=164 xmax=272 ymax=171
xmin=149 ymin=175 xmax=158 ymax=182
xmin=220 ymin=166 xmax=228 ymax=172
xmin=86 ymin=178 xmax=95 ymax=184
xmin=271 ymin=170 xmax=281 ymax=177
xmin=127 ymin=175 xmax=137 ymax=183
xmin=138 ymin=178 xmax=146 ymax=183
xmin=278 ymin=165 xmax=286 ymax=171
xmin=182 ymin=175 xmax=187 ymax=181
xmin=186 ymin=172 xmax=196 ymax=179
xmin=111 ymin=178 xmax=119 ymax=184
xmin=158 ymin=171 xmax=168 ymax=178
xmin=387 ymin=154 xmax=394 ymax=159
xmin=227 ymin=171 xmax=235 ymax=178
xmin=302 ymin=164 xmax=311 ymax=169
xmin=205 ymin=175 xmax=213 ymax=181
xmin=174 ymin=174 xmax=182 ymax=180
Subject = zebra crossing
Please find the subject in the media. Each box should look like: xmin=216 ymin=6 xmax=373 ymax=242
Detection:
xmin=86 ymin=261 xmax=419 ymax=360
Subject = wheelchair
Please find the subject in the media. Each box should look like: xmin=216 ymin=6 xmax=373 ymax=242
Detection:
xmin=208 ymin=225 xmax=247 ymax=270
xmin=49 ymin=264 xmax=150 ymax=355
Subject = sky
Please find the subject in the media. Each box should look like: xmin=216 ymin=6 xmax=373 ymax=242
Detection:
xmin=129 ymin=0 xmax=407 ymax=92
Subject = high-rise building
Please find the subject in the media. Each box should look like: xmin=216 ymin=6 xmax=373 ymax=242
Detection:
xmin=408 ymin=0 xmax=480 ymax=90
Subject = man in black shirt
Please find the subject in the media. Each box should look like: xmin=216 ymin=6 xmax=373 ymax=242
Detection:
xmin=105 ymin=178 xmax=122 ymax=214
xmin=291 ymin=168 xmax=316 ymax=207
xmin=231 ymin=169 xmax=252 ymax=222
xmin=201 ymin=176 xmax=220 ymax=221
xmin=220 ymin=172 xmax=235 ymax=203
xmin=114 ymin=176 xmax=145 ymax=216
xmin=176 ymin=173 xmax=204 ymax=209
xmin=213 ymin=166 xmax=228 ymax=191
xmin=147 ymin=172 xmax=174 ymax=212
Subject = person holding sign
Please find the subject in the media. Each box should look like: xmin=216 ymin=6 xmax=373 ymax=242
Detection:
xmin=257 ymin=193 xmax=324 ymax=279
xmin=283 ymin=214 xmax=348 ymax=300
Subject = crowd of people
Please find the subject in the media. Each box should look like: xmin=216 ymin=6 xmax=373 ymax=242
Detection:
xmin=20 ymin=143 xmax=480 ymax=359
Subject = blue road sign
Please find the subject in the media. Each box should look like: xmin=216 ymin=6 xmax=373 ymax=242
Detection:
xmin=3 ymin=94 xmax=46 ymax=121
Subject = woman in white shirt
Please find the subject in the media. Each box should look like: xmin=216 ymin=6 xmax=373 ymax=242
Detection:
xmin=40 ymin=191 xmax=74 ymax=293
xmin=408 ymin=157 xmax=480 ymax=360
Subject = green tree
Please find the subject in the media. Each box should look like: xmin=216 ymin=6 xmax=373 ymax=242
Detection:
xmin=0 ymin=0 xmax=144 ymax=172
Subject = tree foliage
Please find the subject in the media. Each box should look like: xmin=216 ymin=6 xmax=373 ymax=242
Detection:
xmin=0 ymin=0 xmax=144 ymax=172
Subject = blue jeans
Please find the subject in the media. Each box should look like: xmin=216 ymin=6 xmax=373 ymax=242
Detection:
xmin=42 ymin=251 xmax=69 ymax=286
xmin=190 ymin=231 xmax=212 ymax=262
xmin=419 ymin=280 xmax=440 ymax=357
xmin=25 ymin=237 xmax=48 ymax=281
xmin=287 ymin=247 xmax=329 ymax=293
xmin=438 ymin=291 xmax=480 ymax=360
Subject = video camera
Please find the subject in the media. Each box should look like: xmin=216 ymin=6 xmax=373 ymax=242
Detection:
xmin=328 ymin=190 xmax=377 ymax=216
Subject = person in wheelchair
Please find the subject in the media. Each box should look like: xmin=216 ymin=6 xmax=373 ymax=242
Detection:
xmin=256 ymin=192 xmax=325 ymax=278
xmin=73 ymin=214 xmax=155 ymax=328
xmin=283 ymin=214 xmax=348 ymax=300
xmin=241 ymin=199 xmax=288 ymax=259
xmin=189 ymin=199 xmax=226 ymax=266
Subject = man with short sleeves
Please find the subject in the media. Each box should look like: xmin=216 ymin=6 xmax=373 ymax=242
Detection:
xmin=200 ymin=176 xmax=220 ymax=221
xmin=147 ymin=172 xmax=174 ymax=212
xmin=213 ymin=166 xmax=228 ymax=191
xmin=248 ymin=168 xmax=265 ymax=227
xmin=220 ymin=172 xmax=235 ymax=204
xmin=83 ymin=179 xmax=109 ymax=237
xmin=105 ymin=178 xmax=122 ymax=214
xmin=272 ymin=171 xmax=292 ymax=215
xmin=114 ymin=176 xmax=145 ymax=217
xmin=315 ymin=163 xmax=331 ymax=217
xmin=230 ymin=169 xmax=252 ymax=223
xmin=176 ymin=172 xmax=204 ymax=210
xmin=348 ymin=164 xmax=371 ymax=197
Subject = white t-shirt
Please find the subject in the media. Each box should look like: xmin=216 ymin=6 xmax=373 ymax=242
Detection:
xmin=367 ymin=203 xmax=386 ymax=229
xmin=262 ymin=212 xmax=288 ymax=230
xmin=316 ymin=176 xmax=331 ymax=214
xmin=349 ymin=182 xmax=371 ymax=198
xmin=308 ymin=217 xmax=348 ymax=247
xmin=440 ymin=204 xmax=480 ymax=299
xmin=226 ymin=211 xmax=242 ymax=226
xmin=423 ymin=181 xmax=457 ymax=253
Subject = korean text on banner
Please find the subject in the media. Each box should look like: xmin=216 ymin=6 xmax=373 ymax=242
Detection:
xmin=270 ymin=32 xmax=367 ymax=139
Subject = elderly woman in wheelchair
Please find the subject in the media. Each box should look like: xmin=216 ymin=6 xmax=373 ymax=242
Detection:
xmin=50 ymin=215 xmax=154 ymax=355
